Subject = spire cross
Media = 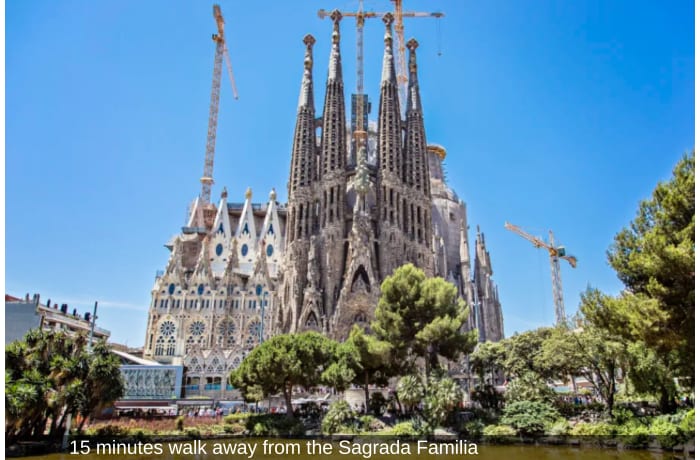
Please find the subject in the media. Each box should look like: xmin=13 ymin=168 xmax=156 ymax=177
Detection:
xmin=330 ymin=9 xmax=342 ymax=43
xmin=407 ymin=38 xmax=418 ymax=72
xmin=303 ymin=34 xmax=315 ymax=69
xmin=383 ymin=12 xmax=394 ymax=45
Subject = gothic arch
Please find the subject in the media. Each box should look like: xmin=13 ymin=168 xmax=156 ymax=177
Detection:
xmin=351 ymin=265 xmax=371 ymax=293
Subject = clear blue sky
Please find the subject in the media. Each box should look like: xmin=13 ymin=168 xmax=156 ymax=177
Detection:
xmin=6 ymin=0 xmax=694 ymax=346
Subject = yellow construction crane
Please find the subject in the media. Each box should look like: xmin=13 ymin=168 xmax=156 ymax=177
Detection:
xmin=390 ymin=0 xmax=443 ymax=112
xmin=504 ymin=222 xmax=577 ymax=325
xmin=200 ymin=4 xmax=238 ymax=205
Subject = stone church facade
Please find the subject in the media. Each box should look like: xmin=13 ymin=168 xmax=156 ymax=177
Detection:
xmin=142 ymin=12 xmax=503 ymax=397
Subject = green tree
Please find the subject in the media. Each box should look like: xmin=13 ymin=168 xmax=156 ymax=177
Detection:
xmin=470 ymin=340 xmax=506 ymax=385
xmin=396 ymin=374 xmax=423 ymax=415
xmin=423 ymin=375 xmax=463 ymax=429
xmin=605 ymin=151 xmax=694 ymax=382
xmin=503 ymin=371 xmax=556 ymax=404
xmin=5 ymin=330 xmax=124 ymax=443
xmin=625 ymin=341 xmax=678 ymax=412
xmin=344 ymin=325 xmax=392 ymax=412
xmin=372 ymin=264 xmax=477 ymax=376
xmin=229 ymin=332 xmax=337 ymax=418
xmin=500 ymin=400 xmax=560 ymax=436
xmin=501 ymin=327 xmax=555 ymax=380
xmin=547 ymin=295 xmax=629 ymax=417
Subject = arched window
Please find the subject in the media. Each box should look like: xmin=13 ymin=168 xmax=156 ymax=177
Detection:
xmin=166 ymin=336 xmax=176 ymax=356
xmin=155 ymin=336 xmax=165 ymax=356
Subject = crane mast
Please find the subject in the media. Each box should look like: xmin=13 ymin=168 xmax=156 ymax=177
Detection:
xmin=200 ymin=5 xmax=238 ymax=205
xmin=504 ymin=222 xmax=577 ymax=325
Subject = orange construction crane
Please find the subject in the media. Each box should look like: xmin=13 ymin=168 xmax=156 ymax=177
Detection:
xmin=200 ymin=4 xmax=238 ymax=205
xmin=390 ymin=0 xmax=443 ymax=112
xmin=504 ymin=222 xmax=577 ymax=325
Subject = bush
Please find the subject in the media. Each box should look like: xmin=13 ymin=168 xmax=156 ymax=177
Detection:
xmin=463 ymin=420 xmax=484 ymax=438
xmin=91 ymin=424 xmax=130 ymax=437
xmin=612 ymin=407 xmax=635 ymax=424
xmin=359 ymin=415 xmax=386 ymax=433
xmin=679 ymin=409 xmax=694 ymax=436
xmin=224 ymin=413 xmax=250 ymax=424
xmin=546 ymin=419 xmax=570 ymax=436
xmin=570 ymin=421 xmax=615 ymax=437
xmin=321 ymin=400 xmax=355 ymax=435
xmin=500 ymin=400 xmax=559 ymax=436
xmin=618 ymin=421 xmax=649 ymax=448
xmin=391 ymin=421 xmax=418 ymax=437
xmin=185 ymin=427 xmax=201 ymax=438
xmin=223 ymin=423 xmax=246 ymax=434
xmin=650 ymin=416 xmax=684 ymax=449
xmin=175 ymin=415 xmax=185 ymax=431
xmin=245 ymin=414 xmax=304 ymax=437
xmin=483 ymin=424 xmax=516 ymax=442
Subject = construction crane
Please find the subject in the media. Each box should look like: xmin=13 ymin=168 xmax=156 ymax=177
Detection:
xmin=390 ymin=0 xmax=443 ymax=113
xmin=504 ymin=222 xmax=577 ymax=325
xmin=318 ymin=2 xmax=443 ymax=145
xmin=200 ymin=4 xmax=239 ymax=205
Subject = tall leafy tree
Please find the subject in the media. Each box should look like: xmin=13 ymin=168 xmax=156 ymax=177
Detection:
xmin=469 ymin=340 xmax=506 ymax=386
xmin=501 ymin=327 xmax=555 ymax=380
xmin=343 ymin=325 xmax=392 ymax=412
xmin=546 ymin=294 xmax=629 ymax=417
xmin=5 ymin=330 xmax=124 ymax=443
xmin=605 ymin=151 xmax=694 ymax=381
xmin=372 ymin=264 xmax=477 ymax=376
xmin=229 ymin=332 xmax=337 ymax=418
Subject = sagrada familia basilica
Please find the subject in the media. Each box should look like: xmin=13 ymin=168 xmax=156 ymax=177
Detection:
xmin=143 ymin=12 xmax=503 ymax=394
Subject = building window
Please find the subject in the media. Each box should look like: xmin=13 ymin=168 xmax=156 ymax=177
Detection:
xmin=166 ymin=336 xmax=176 ymax=356
xmin=155 ymin=336 xmax=165 ymax=356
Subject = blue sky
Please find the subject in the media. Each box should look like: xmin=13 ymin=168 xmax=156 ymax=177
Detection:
xmin=6 ymin=0 xmax=694 ymax=346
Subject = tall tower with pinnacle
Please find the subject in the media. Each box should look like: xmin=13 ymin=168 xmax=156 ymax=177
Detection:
xmin=278 ymin=11 xmax=437 ymax=339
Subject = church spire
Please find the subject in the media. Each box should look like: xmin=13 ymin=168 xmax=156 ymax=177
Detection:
xmin=377 ymin=13 xmax=402 ymax=179
xmin=298 ymin=34 xmax=315 ymax=109
xmin=406 ymin=38 xmax=422 ymax=113
xmin=404 ymin=38 xmax=430 ymax=197
xmin=288 ymin=35 xmax=317 ymax=204
xmin=381 ymin=13 xmax=397 ymax=85
xmin=320 ymin=10 xmax=347 ymax=177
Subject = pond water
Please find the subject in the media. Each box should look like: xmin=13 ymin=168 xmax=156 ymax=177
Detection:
xmin=23 ymin=439 xmax=682 ymax=460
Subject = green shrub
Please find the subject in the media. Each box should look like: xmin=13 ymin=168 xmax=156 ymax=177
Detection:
xmin=679 ymin=409 xmax=694 ymax=436
xmin=129 ymin=428 xmax=153 ymax=441
xmin=464 ymin=420 xmax=484 ymax=438
xmin=650 ymin=416 xmax=684 ymax=449
xmin=175 ymin=415 xmax=185 ymax=431
xmin=546 ymin=418 xmax=571 ymax=436
xmin=92 ymin=424 xmax=129 ymax=437
xmin=224 ymin=412 xmax=250 ymax=424
xmin=570 ymin=421 xmax=615 ymax=437
xmin=391 ymin=421 xmax=419 ymax=437
xmin=612 ymin=407 xmax=635 ymax=424
xmin=500 ymin=400 xmax=559 ymax=436
xmin=185 ymin=427 xmax=201 ymax=439
xmin=245 ymin=414 xmax=304 ymax=437
xmin=483 ymin=424 xmax=516 ymax=442
xmin=222 ymin=422 xmax=246 ymax=434
xmin=321 ymin=400 xmax=355 ymax=435
xmin=252 ymin=422 xmax=266 ymax=436
xmin=359 ymin=415 xmax=386 ymax=432
xmin=619 ymin=422 xmax=649 ymax=448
